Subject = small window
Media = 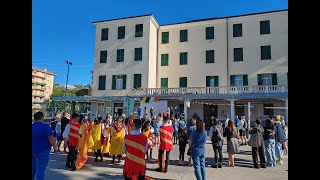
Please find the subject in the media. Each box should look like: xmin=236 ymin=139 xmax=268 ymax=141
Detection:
xmin=206 ymin=76 xmax=219 ymax=87
xmin=180 ymin=30 xmax=188 ymax=42
xmin=261 ymin=45 xmax=271 ymax=60
xmin=135 ymin=24 xmax=143 ymax=37
xmin=206 ymin=27 xmax=214 ymax=40
xmin=260 ymin=20 xmax=270 ymax=35
xmin=112 ymin=75 xmax=126 ymax=90
xmin=162 ymin=32 xmax=169 ymax=44
xmin=101 ymin=28 xmax=108 ymax=41
xmin=134 ymin=48 xmax=142 ymax=61
xmin=100 ymin=51 xmax=107 ymax=63
xmin=233 ymin=24 xmax=242 ymax=37
xmin=98 ymin=76 xmax=106 ymax=90
xmin=161 ymin=54 xmax=169 ymax=66
xmin=180 ymin=52 xmax=188 ymax=65
xmin=206 ymin=50 xmax=215 ymax=63
xmin=133 ymin=74 xmax=142 ymax=88
xmin=161 ymin=78 xmax=168 ymax=88
xmin=179 ymin=77 xmax=187 ymax=87
xmin=234 ymin=48 xmax=243 ymax=61
xmin=258 ymin=73 xmax=277 ymax=86
xmin=117 ymin=49 xmax=124 ymax=62
xmin=118 ymin=26 xmax=125 ymax=39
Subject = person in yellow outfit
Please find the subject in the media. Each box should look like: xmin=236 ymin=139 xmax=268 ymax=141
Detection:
xmin=142 ymin=121 xmax=155 ymax=161
xmin=89 ymin=117 xmax=103 ymax=162
xmin=110 ymin=118 xmax=125 ymax=163
xmin=75 ymin=114 xmax=89 ymax=170
xmin=102 ymin=119 xmax=111 ymax=157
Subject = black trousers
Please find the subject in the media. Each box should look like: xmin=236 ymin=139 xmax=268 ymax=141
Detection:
xmin=213 ymin=146 xmax=223 ymax=164
xmin=179 ymin=147 xmax=185 ymax=161
xmin=158 ymin=150 xmax=170 ymax=171
xmin=66 ymin=146 xmax=77 ymax=168
xmin=252 ymin=143 xmax=266 ymax=166
xmin=124 ymin=172 xmax=145 ymax=180
xmin=95 ymin=149 xmax=103 ymax=160
xmin=146 ymin=148 xmax=153 ymax=159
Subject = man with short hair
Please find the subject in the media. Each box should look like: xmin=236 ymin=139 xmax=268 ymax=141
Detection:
xmin=32 ymin=111 xmax=57 ymax=180
xmin=224 ymin=115 xmax=230 ymax=129
xmin=63 ymin=113 xmax=81 ymax=171
xmin=60 ymin=112 xmax=70 ymax=153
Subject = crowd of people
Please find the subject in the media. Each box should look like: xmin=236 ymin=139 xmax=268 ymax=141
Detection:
xmin=32 ymin=107 xmax=288 ymax=180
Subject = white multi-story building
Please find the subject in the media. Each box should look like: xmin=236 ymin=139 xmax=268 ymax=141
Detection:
xmin=88 ymin=10 xmax=287 ymax=126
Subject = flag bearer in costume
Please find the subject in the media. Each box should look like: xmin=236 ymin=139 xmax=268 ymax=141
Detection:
xmin=102 ymin=119 xmax=111 ymax=157
xmin=126 ymin=114 xmax=134 ymax=135
xmin=142 ymin=121 xmax=154 ymax=161
xmin=63 ymin=113 xmax=80 ymax=171
xmin=155 ymin=114 xmax=174 ymax=173
xmin=90 ymin=117 xmax=104 ymax=162
xmin=75 ymin=114 xmax=89 ymax=170
xmin=123 ymin=119 xmax=153 ymax=180
xmin=110 ymin=117 xmax=125 ymax=163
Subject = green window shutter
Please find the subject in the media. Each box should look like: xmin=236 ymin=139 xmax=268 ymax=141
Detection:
xmin=214 ymin=76 xmax=219 ymax=86
xmin=272 ymin=73 xmax=277 ymax=85
xmin=206 ymin=76 xmax=210 ymax=87
xmin=180 ymin=77 xmax=187 ymax=87
xmin=206 ymin=50 xmax=214 ymax=63
xmin=180 ymin=30 xmax=188 ymax=42
xmin=161 ymin=54 xmax=168 ymax=66
xmin=135 ymin=24 xmax=143 ymax=37
xmin=180 ymin=52 xmax=187 ymax=65
xmin=161 ymin=78 xmax=168 ymax=88
xmin=260 ymin=20 xmax=270 ymax=35
xmin=112 ymin=75 xmax=116 ymax=90
xmin=234 ymin=48 xmax=243 ymax=61
xmin=118 ymin=26 xmax=125 ymax=39
xmin=134 ymin=74 xmax=141 ymax=88
xmin=261 ymin=45 xmax=271 ymax=60
xmin=101 ymin=28 xmax=108 ymax=41
xmin=230 ymin=75 xmax=235 ymax=86
xmin=122 ymin=75 xmax=126 ymax=89
xmin=233 ymin=24 xmax=242 ymax=37
xmin=98 ymin=76 xmax=106 ymax=90
xmin=117 ymin=49 xmax=124 ymax=62
xmin=162 ymin=32 xmax=169 ymax=44
xmin=135 ymin=48 xmax=142 ymax=61
xmin=100 ymin=51 xmax=107 ymax=63
xmin=257 ymin=74 xmax=262 ymax=86
xmin=206 ymin=27 xmax=214 ymax=40
xmin=243 ymin=75 xmax=248 ymax=86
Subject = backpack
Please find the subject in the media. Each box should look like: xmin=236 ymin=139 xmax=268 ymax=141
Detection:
xmin=211 ymin=126 xmax=222 ymax=142
xmin=248 ymin=132 xmax=261 ymax=147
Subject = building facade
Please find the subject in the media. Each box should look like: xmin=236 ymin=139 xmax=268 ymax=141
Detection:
xmin=32 ymin=67 xmax=55 ymax=111
xmin=89 ymin=10 xmax=288 ymax=126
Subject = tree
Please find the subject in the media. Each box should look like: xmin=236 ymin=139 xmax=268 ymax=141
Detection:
xmin=75 ymin=89 xmax=89 ymax=96
xmin=52 ymin=85 xmax=64 ymax=97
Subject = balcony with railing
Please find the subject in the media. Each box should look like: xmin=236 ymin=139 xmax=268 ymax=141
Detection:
xmin=32 ymin=91 xmax=46 ymax=97
xmin=32 ymin=72 xmax=46 ymax=79
xmin=32 ymin=85 xmax=46 ymax=91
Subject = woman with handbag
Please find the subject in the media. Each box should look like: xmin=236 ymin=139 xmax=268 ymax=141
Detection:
xmin=248 ymin=119 xmax=266 ymax=169
xmin=223 ymin=120 xmax=239 ymax=167
xmin=209 ymin=118 xmax=223 ymax=168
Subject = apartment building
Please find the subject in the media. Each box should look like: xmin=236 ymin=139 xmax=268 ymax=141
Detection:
xmin=32 ymin=67 xmax=55 ymax=111
xmin=62 ymin=9 xmax=288 ymax=126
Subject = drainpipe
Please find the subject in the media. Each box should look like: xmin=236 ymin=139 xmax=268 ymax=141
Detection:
xmin=226 ymin=18 xmax=229 ymax=86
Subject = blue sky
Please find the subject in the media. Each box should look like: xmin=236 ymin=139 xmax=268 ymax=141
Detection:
xmin=32 ymin=0 xmax=288 ymax=85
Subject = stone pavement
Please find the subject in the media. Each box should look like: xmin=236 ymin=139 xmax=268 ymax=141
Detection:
xmin=46 ymin=138 xmax=288 ymax=180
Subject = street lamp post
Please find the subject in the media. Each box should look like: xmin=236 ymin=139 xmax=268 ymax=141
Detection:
xmin=64 ymin=60 xmax=72 ymax=110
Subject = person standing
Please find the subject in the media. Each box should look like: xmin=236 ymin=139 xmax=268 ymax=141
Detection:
xmin=155 ymin=115 xmax=174 ymax=173
xmin=32 ymin=111 xmax=57 ymax=180
xmin=63 ymin=113 xmax=80 ymax=171
xmin=263 ymin=118 xmax=276 ymax=167
xmin=90 ymin=117 xmax=103 ymax=162
xmin=174 ymin=106 xmax=180 ymax=119
xmin=187 ymin=116 xmax=197 ymax=166
xmin=209 ymin=118 xmax=223 ymax=168
xmin=102 ymin=119 xmax=111 ymax=157
xmin=189 ymin=119 xmax=207 ymax=180
xmin=154 ymin=116 xmax=162 ymax=147
xmin=224 ymin=115 xmax=230 ymax=130
xmin=150 ymin=107 xmax=155 ymax=118
xmin=223 ymin=120 xmax=239 ymax=167
xmin=137 ymin=106 xmax=142 ymax=118
xmin=178 ymin=117 xmax=186 ymax=137
xmin=239 ymin=116 xmax=248 ymax=145
xmin=55 ymin=115 xmax=62 ymax=152
xmin=234 ymin=115 xmax=240 ymax=134
xmin=178 ymin=128 xmax=188 ymax=166
xmin=60 ymin=112 xmax=70 ymax=153
xmin=110 ymin=119 xmax=125 ymax=163
xmin=171 ymin=118 xmax=178 ymax=144
xmin=142 ymin=121 xmax=154 ymax=161
xmin=249 ymin=120 xmax=266 ymax=169
xmin=75 ymin=114 xmax=89 ymax=170
xmin=273 ymin=115 xmax=286 ymax=165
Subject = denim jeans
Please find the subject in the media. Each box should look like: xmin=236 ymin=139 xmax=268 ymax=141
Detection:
xmin=32 ymin=151 xmax=50 ymax=180
xmin=275 ymin=141 xmax=283 ymax=160
xmin=264 ymin=139 xmax=276 ymax=166
xmin=192 ymin=150 xmax=206 ymax=180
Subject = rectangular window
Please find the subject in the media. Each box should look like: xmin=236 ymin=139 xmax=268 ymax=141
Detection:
xmin=118 ymin=26 xmax=125 ymax=39
xmin=117 ymin=49 xmax=124 ymax=62
xmin=101 ymin=28 xmax=108 ymax=41
xmin=258 ymin=73 xmax=277 ymax=86
xmin=161 ymin=54 xmax=169 ymax=66
xmin=206 ymin=50 xmax=215 ymax=63
xmin=230 ymin=74 xmax=248 ymax=86
xmin=233 ymin=23 xmax=242 ymax=37
xmin=261 ymin=45 xmax=271 ymax=60
xmin=260 ymin=20 xmax=270 ymax=34
xmin=234 ymin=48 xmax=243 ymax=61
xmin=180 ymin=30 xmax=188 ymax=42
xmin=264 ymin=104 xmax=274 ymax=117
xmin=161 ymin=78 xmax=168 ymax=88
xmin=162 ymin=32 xmax=169 ymax=44
xmin=206 ymin=27 xmax=214 ymax=40
xmin=98 ymin=75 xmax=106 ymax=90
xmin=133 ymin=74 xmax=141 ymax=88
xmin=179 ymin=77 xmax=187 ymax=87
xmin=135 ymin=24 xmax=143 ymax=37
xmin=112 ymin=75 xmax=126 ymax=90
xmin=206 ymin=76 xmax=219 ymax=87
xmin=134 ymin=48 xmax=142 ymax=61
xmin=180 ymin=52 xmax=188 ymax=65
xmin=99 ymin=51 xmax=107 ymax=63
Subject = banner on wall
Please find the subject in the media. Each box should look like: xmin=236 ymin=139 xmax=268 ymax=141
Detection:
xmin=128 ymin=98 xmax=135 ymax=114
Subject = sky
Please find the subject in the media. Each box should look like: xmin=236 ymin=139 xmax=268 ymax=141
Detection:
xmin=32 ymin=0 xmax=288 ymax=85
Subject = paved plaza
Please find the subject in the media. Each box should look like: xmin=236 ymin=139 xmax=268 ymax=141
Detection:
xmin=46 ymin=137 xmax=288 ymax=180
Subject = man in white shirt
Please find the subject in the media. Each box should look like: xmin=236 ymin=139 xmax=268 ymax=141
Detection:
xmin=224 ymin=115 xmax=230 ymax=129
